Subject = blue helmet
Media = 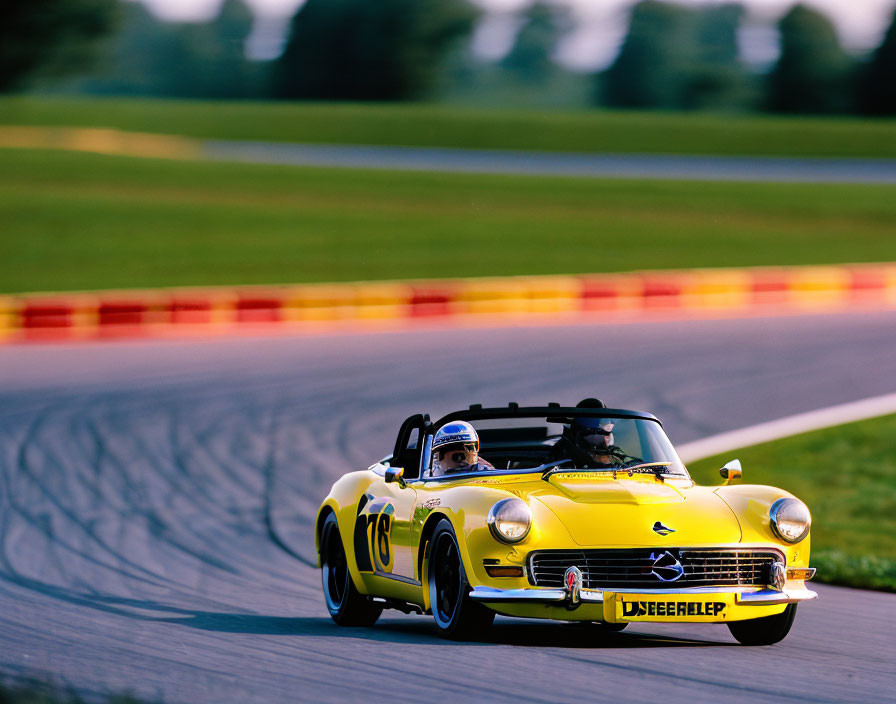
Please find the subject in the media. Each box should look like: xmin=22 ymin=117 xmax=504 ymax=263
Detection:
xmin=432 ymin=421 xmax=479 ymax=452
xmin=432 ymin=421 xmax=480 ymax=474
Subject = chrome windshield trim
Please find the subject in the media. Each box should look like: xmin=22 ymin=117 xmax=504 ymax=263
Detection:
xmin=420 ymin=465 xmax=691 ymax=483
xmin=420 ymin=433 xmax=433 ymax=478
xmin=422 ymin=467 xmax=545 ymax=482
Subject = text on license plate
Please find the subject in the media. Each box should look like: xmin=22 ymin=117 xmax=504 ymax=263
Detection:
xmin=616 ymin=597 xmax=727 ymax=620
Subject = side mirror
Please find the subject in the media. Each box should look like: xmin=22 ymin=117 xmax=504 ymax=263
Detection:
xmin=385 ymin=466 xmax=406 ymax=488
xmin=719 ymin=459 xmax=742 ymax=484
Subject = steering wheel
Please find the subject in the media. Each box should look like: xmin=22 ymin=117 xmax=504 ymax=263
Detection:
xmin=588 ymin=446 xmax=630 ymax=466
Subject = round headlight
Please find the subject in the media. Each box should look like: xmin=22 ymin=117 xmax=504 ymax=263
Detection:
xmin=770 ymin=498 xmax=811 ymax=543
xmin=487 ymin=498 xmax=531 ymax=543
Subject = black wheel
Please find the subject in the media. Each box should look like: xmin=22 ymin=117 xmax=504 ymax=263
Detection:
xmin=727 ymin=604 xmax=797 ymax=645
xmin=320 ymin=513 xmax=382 ymax=627
xmin=428 ymin=520 xmax=495 ymax=640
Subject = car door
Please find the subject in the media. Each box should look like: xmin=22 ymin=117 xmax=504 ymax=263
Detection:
xmin=353 ymin=414 xmax=428 ymax=587
xmin=355 ymin=481 xmax=417 ymax=583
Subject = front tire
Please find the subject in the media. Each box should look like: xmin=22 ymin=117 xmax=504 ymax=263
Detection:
xmin=320 ymin=513 xmax=382 ymax=627
xmin=727 ymin=604 xmax=796 ymax=645
xmin=428 ymin=520 xmax=495 ymax=640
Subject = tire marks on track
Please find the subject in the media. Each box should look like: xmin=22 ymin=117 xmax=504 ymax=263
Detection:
xmin=0 ymin=312 xmax=895 ymax=702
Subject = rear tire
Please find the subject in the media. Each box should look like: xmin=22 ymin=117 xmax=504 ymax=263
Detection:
xmin=727 ymin=604 xmax=796 ymax=645
xmin=428 ymin=519 xmax=495 ymax=640
xmin=320 ymin=513 xmax=382 ymax=627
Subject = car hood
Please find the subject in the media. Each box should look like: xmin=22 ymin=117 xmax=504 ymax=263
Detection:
xmin=532 ymin=474 xmax=742 ymax=546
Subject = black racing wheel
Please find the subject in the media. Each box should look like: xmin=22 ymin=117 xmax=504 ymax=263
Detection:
xmin=320 ymin=513 xmax=382 ymax=627
xmin=727 ymin=604 xmax=797 ymax=645
xmin=428 ymin=519 xmax=495 ymax=639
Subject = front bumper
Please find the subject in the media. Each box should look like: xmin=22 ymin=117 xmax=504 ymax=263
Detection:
xmin=470 ymin=585 xmax=818 ymax=606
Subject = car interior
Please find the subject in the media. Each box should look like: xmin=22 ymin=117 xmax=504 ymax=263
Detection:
xmin=386 ymin=406 xmax=683 ymax=480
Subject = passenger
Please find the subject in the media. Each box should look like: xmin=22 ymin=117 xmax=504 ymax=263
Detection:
xmin=430 ymin=421 xmax=494 ymax=477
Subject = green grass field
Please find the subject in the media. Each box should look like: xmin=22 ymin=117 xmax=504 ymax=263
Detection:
xmin=688 ymin=414 xmax=896 ymax=592
xmin=2 ymin=148 xmax=894 ymax=293
xmin=2 ymin=96 xmax=896 ymax=158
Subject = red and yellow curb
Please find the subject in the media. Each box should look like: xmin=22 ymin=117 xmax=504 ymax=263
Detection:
xmin=2 ymin=264 xmax=895 ymax=344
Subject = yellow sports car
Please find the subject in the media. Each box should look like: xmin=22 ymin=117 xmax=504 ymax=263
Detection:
xmin=315 ymin=402 xmax=816 ymax=644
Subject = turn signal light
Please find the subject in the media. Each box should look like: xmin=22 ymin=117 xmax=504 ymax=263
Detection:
xmin=786 ymin=567 xmax=816 ymax=581
xmin=485 ymin=566 xmax=524 ymax=578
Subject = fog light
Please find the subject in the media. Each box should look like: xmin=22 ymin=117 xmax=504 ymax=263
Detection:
xmin=769 ymin=561 xmax=786 ymax=591
xmin=485 ymin=565 xmax=524 ymax=578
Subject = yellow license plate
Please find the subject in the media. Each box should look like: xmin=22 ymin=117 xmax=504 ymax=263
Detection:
xmin=615 ymin=595 xmax=728 ymax=621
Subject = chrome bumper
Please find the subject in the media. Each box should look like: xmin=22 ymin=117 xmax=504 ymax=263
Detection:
xmin=469 ymin=585 xmax=818 ymax=606
xmin=735 ymin=588 xmax=818 ymax=605
xmin=470 ymin=587 xmax=603 ymax=604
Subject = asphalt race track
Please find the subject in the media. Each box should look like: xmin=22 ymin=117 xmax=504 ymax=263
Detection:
xmin=203 ymin=141 xmax=896 ymax=184
xmin=1 ymin=311 xmax=895 ymax=703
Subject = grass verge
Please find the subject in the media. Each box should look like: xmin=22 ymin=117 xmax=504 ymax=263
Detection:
xmin=2 ymin=97 xmax=896 ymax=158
xmin=688 ymin=414 xmax=896 ymax=592
xmin=2 ymin=149 xmax=895 ymax=294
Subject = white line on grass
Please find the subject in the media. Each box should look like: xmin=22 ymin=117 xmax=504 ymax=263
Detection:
xmin=677 ymin=392 xmax=896 ymax=463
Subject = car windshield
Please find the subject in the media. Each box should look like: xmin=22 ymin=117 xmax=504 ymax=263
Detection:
xmin=540 ymin=417 xmax=688 ymax=476
xmin=426 ymin=414 xmax=689 ymax=478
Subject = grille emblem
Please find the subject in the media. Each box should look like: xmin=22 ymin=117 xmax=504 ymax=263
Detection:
xmin=564 ymin=565 xmax=583 ymax=605
xmin=769 ymin=561 xmax=786 ymax=591
xmin=649 ymin=551 xmax=684 ymax=582
xmin=653 ymin=521 xmax=675 ymax=536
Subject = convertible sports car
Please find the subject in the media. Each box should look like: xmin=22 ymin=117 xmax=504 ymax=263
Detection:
xmin=315 ymin=403 xmax=817 ymax=644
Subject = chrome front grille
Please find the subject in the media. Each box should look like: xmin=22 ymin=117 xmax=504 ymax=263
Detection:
xmin=528 ymin=548 xmax=782 ymax=589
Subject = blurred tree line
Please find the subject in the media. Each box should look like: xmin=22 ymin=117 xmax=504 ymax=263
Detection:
xmin=24 ymin=0 xmax=265 ymax=98
xmin=3 ymin=0 xmax=896 ymax=115
xmin=0 ymin=0 xmax=118 ymax=92
xmin=601 ymin=2 xmax=749 ymax=110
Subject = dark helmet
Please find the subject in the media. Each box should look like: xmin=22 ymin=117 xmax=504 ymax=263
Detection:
xmin=576 ymin=398 xmax=606 ymax=409
xmin=560 ymin=398 xmax=607 ymax=442
xmin=569 ymin=416 xmax=616 ymax=456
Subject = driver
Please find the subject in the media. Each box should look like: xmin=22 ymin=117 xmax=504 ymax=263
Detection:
xmin=430 ymin=421 xmax=494 ymax=477
xmin=569 ymin=417 xmax=620 ymax=467
xmin=549 ymin=415 xmax=623 ymax=468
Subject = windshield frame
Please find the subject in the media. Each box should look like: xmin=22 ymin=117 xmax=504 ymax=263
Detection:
xmin=420 ymin=406 xmax=690 ymax=480
xmin=415 ymin=459 xmax=688 ymax=483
